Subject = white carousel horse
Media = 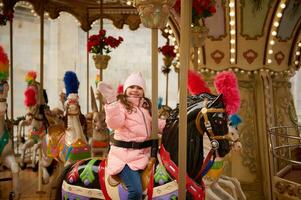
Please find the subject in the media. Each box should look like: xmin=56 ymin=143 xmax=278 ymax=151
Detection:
xmin=87 ymin=87 xmax=110 ymax=158
xmin=18 ymin=84 xmax=47 ymax=170
xmin=47 ymin=93 xmax=90 ymax=166
xmin=204 ymin=123 xmax=246 ymax=200
xmin=0 ymin=81 xmax=20 ymax=199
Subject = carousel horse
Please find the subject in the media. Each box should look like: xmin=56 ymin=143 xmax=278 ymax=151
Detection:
xmin=0 ymin=81 xmax=20 ymax=199
xmin=18 ymin=78 xmax=48 ymax=170
xmin=55 ymin=71 xmax=240 ymax=200
xmin=204 ymin=114 xmax=246 ymax=200
xmin=47 ymin=71 xmax=90 ymax=166
xmin=86 ymin=87 xmax=110 ymax=158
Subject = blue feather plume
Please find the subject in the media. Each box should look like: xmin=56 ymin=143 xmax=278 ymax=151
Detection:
xmin=64 ymin=71 xmax=79 ymax=97
xmin=158 ymin=97 xmax=163 ymax=109
xmin=229 ymin=114 xmax=242 ymax=128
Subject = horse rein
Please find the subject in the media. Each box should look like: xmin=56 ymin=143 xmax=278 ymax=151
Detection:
xmin=194 ymin=102 xmax=232 ymax=182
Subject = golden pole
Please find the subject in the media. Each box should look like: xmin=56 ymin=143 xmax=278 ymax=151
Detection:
xmin=194 ymin=47 xmax=198 ymax=70
xmin=87 ymin=31 xmax=90 ymax=113
xmin=151 ymin=29 xmax=158 ymax=140
xmin=37 ymin=1 xmax=45 ymax=193
xmin=9 ymin=17 xmax=14 ymax=149
xmin=99 ymin=0 xmax=103 ymax=81
xmin=178 ymin=0 xmax=191 ymax=199
xmin=165 ymin=72 xmax=169 ymax=105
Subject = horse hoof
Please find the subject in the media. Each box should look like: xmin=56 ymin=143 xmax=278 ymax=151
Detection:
xmin=19 ymin=163 xmax=27 ymax=170
xmin=32 ymin=162 xmax=39 ymax=172
xmin=9 ymin=192 xmax=15 ymax=200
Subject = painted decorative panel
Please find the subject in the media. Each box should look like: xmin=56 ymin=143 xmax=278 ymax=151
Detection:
xmin=241 ymin=0 xmax=271 ymax=39
xmin=278 ymin=1 xmax=301 ymax=41
xmin=205 ymin=0 xmax=226 ymax=39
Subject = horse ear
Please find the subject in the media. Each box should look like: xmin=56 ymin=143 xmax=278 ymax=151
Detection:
xmin=214 ymin=71 xmax=240 ymax=115
xmin=90 ymin=87 xmax=98 ymax=112
xmin=208 ymin=94 xmax=223 ymax=108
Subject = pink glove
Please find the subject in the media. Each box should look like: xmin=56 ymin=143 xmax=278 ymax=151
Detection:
xmin=97 ymin=82 xmax=117 ymax=104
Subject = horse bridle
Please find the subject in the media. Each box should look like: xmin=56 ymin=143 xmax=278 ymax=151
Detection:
xmin=194 ymin=100 xmax=232 ymax=182
xmin=195 ymin=104 xmax=232 ymax=146
xmin=65 ymin=101 xmax=80 ymax=116
xmin=26 ymin=106 xmax=44 ymax=121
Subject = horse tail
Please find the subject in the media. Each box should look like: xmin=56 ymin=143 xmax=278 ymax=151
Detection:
xmin=55 ymin=163 xmax=73 ymax=200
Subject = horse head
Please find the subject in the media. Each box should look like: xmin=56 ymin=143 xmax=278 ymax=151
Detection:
xmin=162 ymin=70 xmax=240 ymax=182
xmin=65 ymin=93 xmax=80 ymax=116
xmin=191 ymin=93 xmax=231 ymax=158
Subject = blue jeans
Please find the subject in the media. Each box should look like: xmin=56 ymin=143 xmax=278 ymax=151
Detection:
xmin=119 ymin=164 xmax=142 ymax=200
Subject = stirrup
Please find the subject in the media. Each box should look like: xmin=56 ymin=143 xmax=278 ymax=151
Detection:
xmin=107 ymin=175 xmax=121 ymax=187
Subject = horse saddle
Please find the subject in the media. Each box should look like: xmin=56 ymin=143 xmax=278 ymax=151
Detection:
xmin=47 ymin=124 xmax=65 ymax=157
xmin=107 ymin=157 xmax=156 ymax=191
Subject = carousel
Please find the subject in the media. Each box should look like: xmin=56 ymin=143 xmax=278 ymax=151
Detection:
xmin=0 ymin=0 xmax=300 ymax=200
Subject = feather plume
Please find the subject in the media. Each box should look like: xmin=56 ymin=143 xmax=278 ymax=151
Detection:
xmin=214 ymin=71 xmax=240 ymax=115
xmin=188 ymin=69 xmax=211 ymax=95
xmin=64 ymin=71 xmax=79 ymax=97
xmin=24 ymin=86 xmax=37 ymax=107
xmin=229 ymin=114 xmax=242 ymax=128
xmin=25 ymin=71 xmax=37 ymax=85
xmin=158 ymin=97 xmax=163 ymax=109
xmin=0 ymin=45 xmax=9 ymax=81
xmin=117 ymin=84 xmax=124 ymax=94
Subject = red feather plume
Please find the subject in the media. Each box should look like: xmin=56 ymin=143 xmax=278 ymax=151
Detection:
xmin=117 ymin=84 xmax=124 ymax=94
xmin=214 ymin=71 xmax=240 ymax=115
xmin=24 ymin=86 xmax=37 ymax=107
xmin=188 ymin=69 xmax=211 ymax=95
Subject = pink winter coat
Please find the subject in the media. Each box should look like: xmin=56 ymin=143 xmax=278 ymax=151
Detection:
xmin=104 ymin=97 xmax=166 ymax=175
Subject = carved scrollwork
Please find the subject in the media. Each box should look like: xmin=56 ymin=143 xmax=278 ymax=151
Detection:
xmin=275 ymin=181 xmax=286 ymax=194
xmin=239 ymin=81 xmax=259 ymax=175
xmin=274 ymin=180 xmax=300 ymax=198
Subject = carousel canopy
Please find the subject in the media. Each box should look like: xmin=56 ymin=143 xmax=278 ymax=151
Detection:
xmin=0 ymin=0 xmax=301 ymax=72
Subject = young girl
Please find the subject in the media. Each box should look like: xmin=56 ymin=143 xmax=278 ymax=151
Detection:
xmin=98 ymin=72 xmax=165 ymax=200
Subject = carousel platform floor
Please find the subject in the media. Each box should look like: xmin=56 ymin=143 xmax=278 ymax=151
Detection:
xmin=0 ymin=168 xmax=56 ymax=200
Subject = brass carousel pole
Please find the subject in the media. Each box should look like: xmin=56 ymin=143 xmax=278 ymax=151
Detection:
xmin=37 ymin=0 xmax=45 ymax=193
xmin=151 ymin=29 xmax=158 ymax=141
xmin=193 ymin=46 xmax=198 ymax=70
xmin=9 ymin=13 xmax=14 ymax=149
xmin=99 ymin=0 xmax=103 ymax=82
xmin=86 ymin=6 xmax=90 ymax=113
xmin=87 ymin=31 xmax=90 ymax=113
xmin=178 ymin=0 xmax=191 ymax=199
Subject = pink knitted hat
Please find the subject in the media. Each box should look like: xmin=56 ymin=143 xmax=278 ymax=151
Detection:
xmin=123 ymin=72 xmax=146 ymax=92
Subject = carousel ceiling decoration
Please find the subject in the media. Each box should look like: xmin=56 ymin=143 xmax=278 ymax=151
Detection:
xmin=0 ymin=0 xmax=300 ymax=74
xmin=1 ymin=0 xmax=141 ymax=31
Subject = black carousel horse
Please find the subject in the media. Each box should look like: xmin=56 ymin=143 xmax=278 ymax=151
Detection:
xmin=55 ymin=71 xmax=239 ymax=200
xmin=57 ymin=93 xmax=230 ymax=199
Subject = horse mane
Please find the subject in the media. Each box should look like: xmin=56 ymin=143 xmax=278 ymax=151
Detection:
xmin=164 ymin=93 xmax=218 ymax=130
